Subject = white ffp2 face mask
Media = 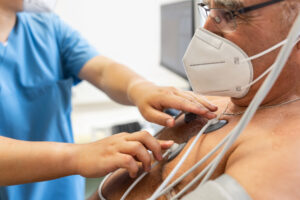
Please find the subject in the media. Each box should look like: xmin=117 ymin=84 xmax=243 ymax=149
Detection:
xmin=183 ymin=27 xmax=287 ymax=98
xmin=23 ymin=0 xmax=57 ymax=12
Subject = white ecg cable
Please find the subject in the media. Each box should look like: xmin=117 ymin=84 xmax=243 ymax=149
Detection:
xmin=240 ymin=39 xmax=287 ymax=63
xmin=99 ymin=145 xmax=177 ymax=200
xmin=198 ymin=12 xmax=300 ymax=189
xmin=168 ymin=33 xmax=300 ymax=199
xmin=148 ymin=12 xmax=300 ymax=200
xmin=120 ymin=145 xmax=178 ymax=200
xmin=98 ymin=115 xmax=184 ymax=200
xmin=98 ymin=173 xmax=112 ymax=200
xmin=148 ymin=118 xmax=218 ymax=200
xmin=158 ymin=132 xmax=232 ymax=198
xmin=170 ymin=162 xmax=214 ymax=200
xmin=99 ymin=14 xmax=300 ymax=200
xmin=241 ymin=62 xmax=275 ymax=90
xmin=240 ymin=38 xmax=300 ymax=91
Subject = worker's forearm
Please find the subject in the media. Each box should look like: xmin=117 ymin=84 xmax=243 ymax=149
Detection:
xmin=79 ymin=56 xmax=150 ymax=105
xmin=0 ymin=136 xmax=77 ymax=186
xmin=101 ymin=61 xmax=143 ymax=105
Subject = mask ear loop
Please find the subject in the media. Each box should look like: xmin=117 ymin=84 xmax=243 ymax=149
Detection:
xmin=241 ymin=39 xmax=287 ymax=63
xmin=198 ymin=13 xmax=300 ymax=193
xmin=241 ymin=63 xmax=275 ymax=90
xmin=164 ymin=15 xmax=300 ymax=200
xmin=149 ymin=37 xmax=297 ymax=200
xmin=240 ymin=37 xmax=300 ymax=91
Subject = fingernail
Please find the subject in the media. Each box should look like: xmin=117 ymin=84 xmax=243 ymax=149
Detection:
xmin=130 ymin=173 xmax=135 ymax=178
xmin=166 ymin=119 xmax=174 ymax=127
xmin=211 ymin=104 xmax=218 ymax=110
xmin=167 ymin=140 xmax=174 ymax=145
xmin=211 ymin=105 xmax=218 ymax=110
xmin=210 ymin=103 xmax=217 ymax=108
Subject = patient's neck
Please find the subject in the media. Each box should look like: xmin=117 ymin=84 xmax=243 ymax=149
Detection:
xmin=230 ymin=84 xmax=300 ymax=112
xmin=0 ymin=6 xmax=16 ymax=43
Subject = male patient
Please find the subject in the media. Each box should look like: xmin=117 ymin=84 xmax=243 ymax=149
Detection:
xmin=90 ymin=0 xmax=300 ymax=199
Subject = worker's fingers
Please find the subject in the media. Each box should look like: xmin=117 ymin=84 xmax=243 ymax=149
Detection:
xmin=158 ymin=140 xmax=174 ymax=150
xmin=119 ymin=141 xmax=152 ymax=172
xmin=142 ymin=106 xmax=176 ymax=127
xmin=117 ymin=153 xmax=139 ymax=178
xmin=174 ymin=90 xmax=218 ymax=112
xmin=126 ymin=131 xmax=163 ymax=161
xmin=190 ymin=92 xmax=218 ymax=112
xmin=158 ymin=95 xmax=217 ymax=119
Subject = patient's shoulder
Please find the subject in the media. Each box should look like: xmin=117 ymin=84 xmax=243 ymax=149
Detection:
xmin=225 ymin=105 xmax=300 ymax=200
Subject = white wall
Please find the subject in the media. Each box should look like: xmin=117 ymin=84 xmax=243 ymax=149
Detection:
xmin=55 ymin=0 xmax=189 ymax=105
xmin=55 ymin=0 xmax=159 ymax=75
xmin=54 ymin=0 xmax=190 ymax=142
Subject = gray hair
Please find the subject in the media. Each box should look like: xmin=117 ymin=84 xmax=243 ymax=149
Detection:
xmin=213 ymin=0 xmax=243 ymax=9
xmin=202 ymin=0 xmax=243 ymax=10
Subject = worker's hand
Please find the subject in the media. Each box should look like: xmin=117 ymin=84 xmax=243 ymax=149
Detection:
xmin=73 ymin=131 xmax=173 ymax=179
xmin=127 ymin=80 xmax=218 ymax=127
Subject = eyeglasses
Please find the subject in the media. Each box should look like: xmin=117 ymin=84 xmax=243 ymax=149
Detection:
xmin=198 ymin=0 xmax=284 ymax=33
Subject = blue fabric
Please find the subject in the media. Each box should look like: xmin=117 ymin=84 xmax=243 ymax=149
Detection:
xmin=0 ymin=13 xmax=99 ymax=200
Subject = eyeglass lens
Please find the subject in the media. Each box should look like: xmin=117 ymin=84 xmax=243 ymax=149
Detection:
xmin=198 ymin=5 xmax=237 ymax=32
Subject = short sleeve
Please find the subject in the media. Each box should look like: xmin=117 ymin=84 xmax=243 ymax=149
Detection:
xmin=53 ymin=15 xmax=99 ymax=84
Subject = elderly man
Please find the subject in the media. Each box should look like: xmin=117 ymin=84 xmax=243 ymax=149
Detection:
xmin=94 ymin=0 xmax=300 ymax=199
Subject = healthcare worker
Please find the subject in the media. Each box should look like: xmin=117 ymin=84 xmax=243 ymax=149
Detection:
xmin=0 ymin=0 xmax=218 ymax=199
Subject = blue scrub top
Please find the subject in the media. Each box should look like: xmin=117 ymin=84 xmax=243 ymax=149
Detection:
xmin=0 ymin=13 xmax=99 ymax=200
